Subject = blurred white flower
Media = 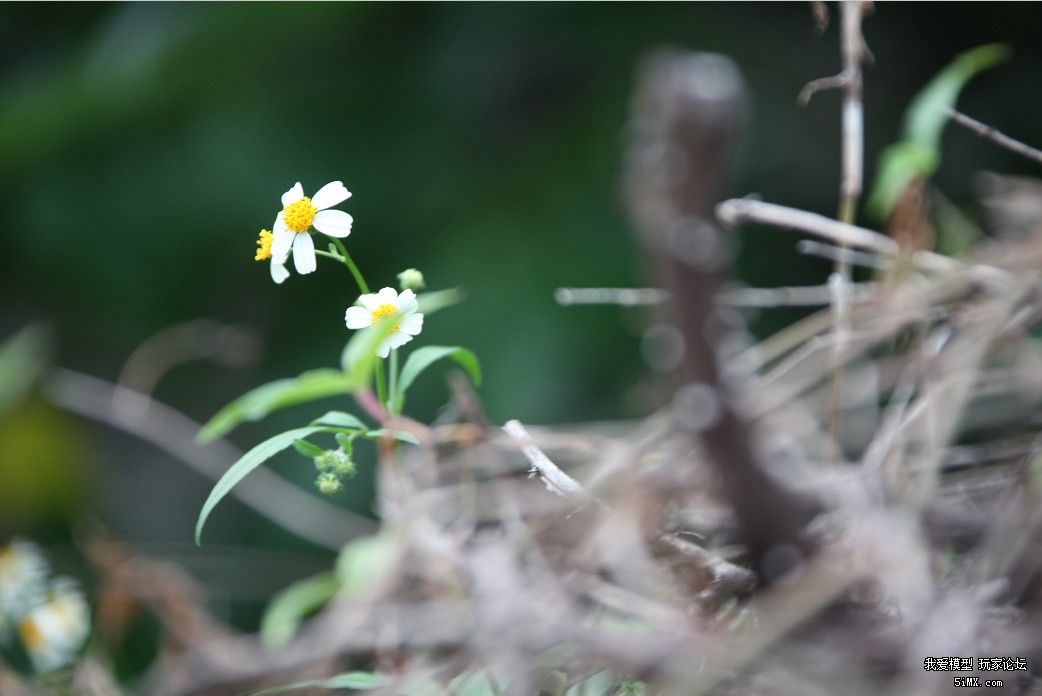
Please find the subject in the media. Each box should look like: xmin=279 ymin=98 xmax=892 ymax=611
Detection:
xmin=18 ymin=578 xmax=89 ymax=673
xmin=0 ymin=539 xmax=48 ymax=633
xmin=345 ymin=287 xmax=424 ymax=358
xmin=254 ymin=227 xmax=289 ymax=284
xmin=270 ymin=181 xmax=353 ymax=282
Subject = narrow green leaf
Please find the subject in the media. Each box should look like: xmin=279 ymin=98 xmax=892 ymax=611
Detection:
xmin=195 ymin=426 xmax=325 ymax=545
xmin=338 ymin=287 xmax=467 ymax=387
xmin=867 ymin=43 xmax=1009 ymax=220
xmin=416 ymin=287 xmax=466 ymax=314
xmin=249 ymin=672 xmax=386 ymax=696
xmin=323 ymin=672 xmax=386 ymax=689
xmin=565 ymin=671 xmax=615 ymax=696
xmin=0 ymin=325 xmax=50 ymax=415
xmin=395 ymin=346 xmax=481 ymax=410
xmin=334 ymin=432 xmax=354 ymax=453
xmin=291 ymin=438 xmax=325 ymax=458
xmin=362 ymin=429 xmax=421 ymax=446
xmin=198 ymin=369 xmax=354 ymax=443
xmin=866 ymin=142 xmax=937 ymax=222
xmin=310 ymin=410 xmax=368 ymax=430
xmin=336 ymin=534 xmax=398 ymax=593
xmin=260 ymin=571 xmax=340 ymax=649
xmin=447 ymin=671 xmax=499 ymax=696
xmin=904 ymin=43 xmax=1010 ymax=152
xmin=340 ymin=317 xmax=398 ymax=382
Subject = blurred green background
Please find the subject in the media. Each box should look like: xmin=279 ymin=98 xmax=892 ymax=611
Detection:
xmin=1 ymin=0 xmax=1041 ymax=625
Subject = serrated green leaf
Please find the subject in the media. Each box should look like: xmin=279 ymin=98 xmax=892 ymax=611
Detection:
xmin=196 ymin=426 xmax=325 ymax=545
xmin=198 ymin=369 xmax=354 ymax=443
xmin=260 ymin=571 xmax=340 ymax=650
xmin=615 ymin=681 xmax=647 ymax=696
xmin=394 ymin=346 xmax=481 ymax=411
xmin=291 ymin=438 xmax=325 ymax=458
xmin=310 ymin=410 xmax=368 ymax=430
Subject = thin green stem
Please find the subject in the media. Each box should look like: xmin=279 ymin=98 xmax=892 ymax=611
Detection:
xmin=314 ymin=249 xmax=341 ymax=262
xmin=374 ymin=358 xmax=387 ymax=411
xmin=317 ymin=243 xmax=382 ymax=403
xmin=388 ymin=348 xmax=399 ymax=415
xmin=332 ymin=238 xmax=369 ymax=294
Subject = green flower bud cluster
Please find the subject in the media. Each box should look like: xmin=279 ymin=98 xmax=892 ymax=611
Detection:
xmin=316 ymin=471 xmax=343 ymax=495
xmin=293 ymin=434 xmax=357 ymax=497
xmin=313 ymin=447 xmax=356 ymax=478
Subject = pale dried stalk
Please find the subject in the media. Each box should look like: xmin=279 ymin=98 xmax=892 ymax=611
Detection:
xmin=948 ymin=108 xmax=1042 ymax=167
xmin=716 ymin=197 xmax=1010 ymax=284
xmin=503 ymin=419 xmax=595 ymax=503
xmin=717 ymin=281 xmax=879 ymax=308
xmin=554 ymin=287 xmax=668 ymax=307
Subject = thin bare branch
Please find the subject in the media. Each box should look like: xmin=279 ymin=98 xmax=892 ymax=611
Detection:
xmin=503 ymin=419 xmax=597 ymax=504
xmin=717 ymin=281 xmax=879 ymax=308
xmin=554 ymin=287 xmax=668 ymax=307
xmin=809 ymin=1 xmax=829 ymax=35
xmin=716 ymin=197 xmax=1011 ymax=284
xmin=947 ymin=108 xmax=1042 ymax=167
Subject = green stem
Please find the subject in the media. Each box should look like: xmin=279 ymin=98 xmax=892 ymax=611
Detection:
xmin=374 ymin=358 xmax=387 ymax=411
xmin=317 ymin=243 xmax=382 ymax=403
xmin=387 ymin=348 xmax=399 ymax=415
xmin=332 ymin=238 xmax=369 ymax=294
xmin=315 ymin=247 xmax=369 ymax=295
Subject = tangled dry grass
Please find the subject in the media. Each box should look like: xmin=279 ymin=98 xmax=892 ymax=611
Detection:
xmin=9 ymin=40 xmax=1042 ymax=696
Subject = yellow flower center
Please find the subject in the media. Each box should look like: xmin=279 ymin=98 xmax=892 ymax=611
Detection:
xmin=282 ymin=197 xmax=317 ymax=233
xmin=371 ymin=304 xmax=400 ymax=332
xmin=18 ymin=617 xmax=44 ymax=650
xmin=254 ymin=229 xmax=273 ymax=261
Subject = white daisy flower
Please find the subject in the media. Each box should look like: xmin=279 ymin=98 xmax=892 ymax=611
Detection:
xmin=345 ymin=287 xmax=424 ymax=358
xmin=270 ymin=181 xmax=353 ymax=282
xmin=18 ymin=578 xmax=89 ymax=673
xmin=0 ymin=539 xmax=48 ymax=630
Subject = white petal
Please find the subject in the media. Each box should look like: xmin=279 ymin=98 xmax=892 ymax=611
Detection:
xmin=357 ymin=293 xmax=382 ymax=310
xmin=311 ymin=181 xmax=352 ymax=210
xmin=400 ymin=313 xmax=423 ymax=336
xmin=313 ymin=210 xmax=353 ymax=238
xmin=376 ymin=338 xmax=393 ymax=359
xmin=389 ymin=332 xmax=414 ymax=350
xmin=376 ymin=287 xmax=399 ymax=306
xmin=281 ymin=182 xmax=304 ymax=207
xmin=345 ymin=306 xmax=372 ymax=329
xmin=396 ymin=289 xmax=418 ymax=314
xmin=270 ymin=260 xmax=290 ymax=284
xmin=271 ymin=221 xmax=293 ymax=262
xmin=292 ymin=233 xmax=316 ymax=274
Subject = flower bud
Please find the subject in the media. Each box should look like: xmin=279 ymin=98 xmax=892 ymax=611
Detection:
xmin=316 ymin=472 xmax=343 ymax=496
xmin=397 ymin=268 xmax=425 ymax=291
